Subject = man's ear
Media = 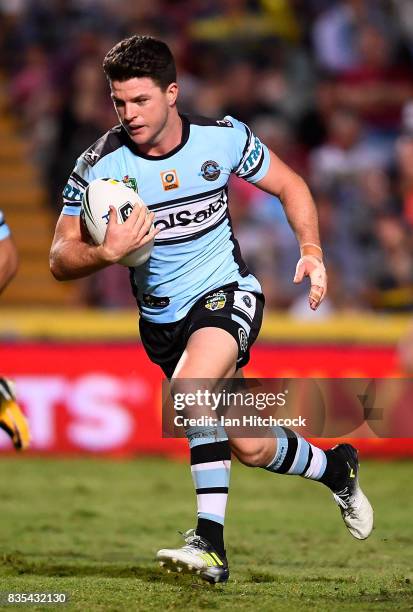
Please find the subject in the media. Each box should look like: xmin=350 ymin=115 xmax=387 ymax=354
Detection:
xmin=166 ymin=82 xmax=178 ymax=107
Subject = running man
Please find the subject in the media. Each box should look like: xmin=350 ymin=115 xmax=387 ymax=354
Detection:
xmin=50 ymin=35 xmax=373 ymax=584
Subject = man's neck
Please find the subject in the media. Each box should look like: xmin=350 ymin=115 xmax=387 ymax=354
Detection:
xmin=137 ymin=111 xmax=183 ymax=157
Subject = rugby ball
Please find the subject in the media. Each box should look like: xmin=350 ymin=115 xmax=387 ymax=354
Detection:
xmin=81 ymin=178 xmax=154 ymax=267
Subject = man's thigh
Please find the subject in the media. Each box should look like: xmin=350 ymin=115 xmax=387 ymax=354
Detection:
xmin=173 ymin=327 xmax=239 ymax=379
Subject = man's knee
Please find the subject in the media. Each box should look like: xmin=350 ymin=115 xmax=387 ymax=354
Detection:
xmin=230 ymin=439 xmax=275 ymax=468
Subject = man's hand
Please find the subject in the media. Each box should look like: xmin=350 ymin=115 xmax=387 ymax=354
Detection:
xmin=100 ymin=204 xmax=159 ymax=264
xmin=293 ymin=251 xmax=327 ymax=311
xmin=0 ymin=378 xmax=30 ymax=450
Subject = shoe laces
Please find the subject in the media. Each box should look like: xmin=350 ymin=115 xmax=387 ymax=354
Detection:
xmin=179 ymin=529 xmax=208 ymax=553
xmin=333 ymin=486 xmax=361 ymax=517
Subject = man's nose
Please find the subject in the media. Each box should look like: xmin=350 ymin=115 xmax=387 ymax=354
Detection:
xmin=124 ymin=103 xmax=136 ymax=122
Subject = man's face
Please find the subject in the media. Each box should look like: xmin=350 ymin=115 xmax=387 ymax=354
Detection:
xmin=110 ymin=77 xmax=176 ymax=146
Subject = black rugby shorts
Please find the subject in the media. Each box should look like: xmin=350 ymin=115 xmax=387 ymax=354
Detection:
xmin=139 ymin=283 xmax=264 ymax=378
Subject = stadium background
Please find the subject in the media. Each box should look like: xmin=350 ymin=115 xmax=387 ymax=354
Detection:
xmin=1 ymin=0 xmax=413 ymax=457
xmin=1 ymin=3 xmax=413 ymax=610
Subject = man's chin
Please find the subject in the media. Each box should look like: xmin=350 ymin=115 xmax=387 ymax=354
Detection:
xmin=129 ymin=134 xmax=148 ymax=145
xmin=126 ymin=126 xmax=150 ymax=144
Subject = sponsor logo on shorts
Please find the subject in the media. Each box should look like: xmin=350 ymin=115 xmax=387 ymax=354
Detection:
xmin=242 ymin=295 xmax=252 ymax=308
xmin=238 ymin=328 xmax=248 ymax=353
xmin=205 ymin=291 xmax=226 ymax=311
xmin=122 ymin=175 xmax=138 ymax=192
xmin=161 ymin=169 xmax=179 ymax=191
xmin=119 ymin=202 xmax=134 ymax=222
xmin=142 ymin=294 xmax=170 ymax=308
xmin=200 ymin=160 xmax=221 ymax=181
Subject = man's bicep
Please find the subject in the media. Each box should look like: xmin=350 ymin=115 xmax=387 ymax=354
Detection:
xmin=254 ymin=150 xmax=302 ymax=197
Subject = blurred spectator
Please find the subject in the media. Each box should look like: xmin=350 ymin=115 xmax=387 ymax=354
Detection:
xmin=309 ymin=107 xmax=389 ymax=190
xmin=189 ymin=0 xmax=300 ymax=47
xmin=9 ymin=43 xmax=55 ymax=166
xmin=365 ymin=214 xmax=413 ymax=311
xmin=312 ymin=0 xmax=389 ymax=73
xmin=394 ymin=134 xmax=413 ymax=227
xmin=392 ymin=0 xmax=413 ymax=58
xmin=252 ymin=114 xmax=308 ymax=175
xmin=334 ymin=24 xmax=413 ymax=140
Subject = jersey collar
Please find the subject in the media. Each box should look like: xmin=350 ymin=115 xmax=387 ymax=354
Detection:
xmin=121 ymin=114 xmax=190 ymax=161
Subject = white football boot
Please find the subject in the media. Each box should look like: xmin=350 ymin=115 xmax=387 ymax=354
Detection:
xmin=330 ymin=444 xmax=374 ymax=540
xmin=157 ymin=529 xmax=229 ymax=584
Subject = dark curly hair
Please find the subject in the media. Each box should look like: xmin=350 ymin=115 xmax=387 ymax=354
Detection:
xmin=103 ymin=35 xmax=176 ymax=90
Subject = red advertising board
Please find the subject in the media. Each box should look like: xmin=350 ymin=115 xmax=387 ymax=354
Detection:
xmin=0 ymin=342 xmax=410 ymax=456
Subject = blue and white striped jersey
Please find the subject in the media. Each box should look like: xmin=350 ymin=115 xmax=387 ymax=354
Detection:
xmin=0 ymin=210 xmax=11 ymax=241
xmin=62 ymin=114 xmax=270 ymax=323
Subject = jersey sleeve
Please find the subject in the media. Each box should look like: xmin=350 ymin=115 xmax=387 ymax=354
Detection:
xmin=62 ymin=156 xmax=97 ymax=216
xmin=225 ymin=115 xmax=270 ymax=184
xmin=0 ymin=210 xmax=11 ymax=241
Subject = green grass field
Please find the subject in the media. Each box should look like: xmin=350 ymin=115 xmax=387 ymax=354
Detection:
xmin=0 ymin=457 xmax=412 ymax=611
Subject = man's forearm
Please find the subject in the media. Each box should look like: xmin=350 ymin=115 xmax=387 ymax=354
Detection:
xmin=50 ymin=239 xmax=111 ymax=281
xmin=279 ymin=174 xmax=322 ymax=254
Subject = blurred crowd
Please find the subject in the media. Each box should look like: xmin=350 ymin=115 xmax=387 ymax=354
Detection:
xmin=2 ymin=0 xmax=413 ymax=314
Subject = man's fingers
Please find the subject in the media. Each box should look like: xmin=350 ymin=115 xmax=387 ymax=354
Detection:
xmin=138 ymin=225 xmax=161 ymax=247
xmin=107 ymin=205 xmax=117 ymax=225
xmin=293 ymin=261 xmax=306 ymax=283
xmin=131 ymin=204 xmax=147 ymax=228
xmin=124 ymin=201 xmax=143 ymax=222
xmin=309 ymin=285 xmax=325 ymax=310
xmin=293 ymin=255 xmax=327 ymax=311
xmin=136 ymin=212 xmax=155 ymax=241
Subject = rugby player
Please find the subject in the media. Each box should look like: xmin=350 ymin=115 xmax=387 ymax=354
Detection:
xmin=0 ymin=210 xmax=30 ymax=450
xmin=49 ymin=36 xmax=373 ymax=584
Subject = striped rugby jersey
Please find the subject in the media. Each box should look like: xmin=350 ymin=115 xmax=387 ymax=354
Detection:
xmin=62 ymin=114 xmax=270 ymax=323
xmin=0 ymin=210 xmax=11 ymax=241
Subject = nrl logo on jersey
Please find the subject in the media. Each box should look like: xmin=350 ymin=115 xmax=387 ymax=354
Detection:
xmin=205 ymin=290 xmax=226 ymax=311
xmin=122 ymin=175 xmax=138 ymax=192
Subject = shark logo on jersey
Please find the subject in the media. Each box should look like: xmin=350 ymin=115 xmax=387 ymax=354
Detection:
xmin=205 ymin=290 xmax=226 ymax=311
xmin=200 ymin=160 xmax=221 ymax=181
xmin=242 ymin=295 xmax=252 ymax=308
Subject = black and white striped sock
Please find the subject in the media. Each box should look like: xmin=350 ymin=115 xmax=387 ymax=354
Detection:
xmin=187 ymin=426 xmax=231 ymax=557
xmin=265 ymin=426 xmax=327 ymax=480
